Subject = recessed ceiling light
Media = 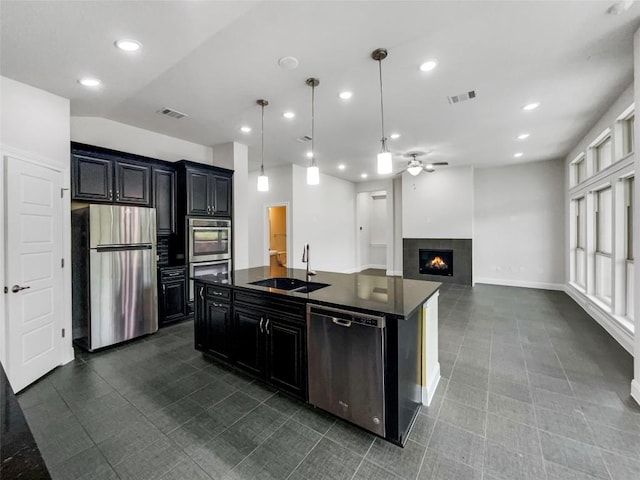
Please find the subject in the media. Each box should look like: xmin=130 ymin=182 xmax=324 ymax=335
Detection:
xmin=522 ymin=102 xmax=540 ymax=111
xmin=338 ymin=164 xmax=346 ymax=170
xmin=283 ymin=111 xmax=295 ymax=119
xmin=78 ymin=77 xmax=101 ymax=87
xmin=513 ymin=152 xmax=524 ymax=158
xmin=306 ymin=151 xmax=313 ymax=158
xmin=419 ymin=60 xmax=438 ymax=72
xmin=114 ymin=39 xmax=141 ymax=52
xmin=390 ymin=133 xmax=401 ymax=140
xmin=338 ymin=91 xmax=353 ymax=100
xmin=517 ymin=133 xmax=530 ymax=140
xmin=361 ymin=173 xmax=368 ymax=179
xmin=240 ymin=126 xmax=251 ymax=133
xmin=278 ymin=56 xmax=299 ymax=70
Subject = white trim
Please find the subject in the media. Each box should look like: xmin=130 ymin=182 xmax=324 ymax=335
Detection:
xmin=422 ymin=364 xmax=441 ymax=407
xmin=475 ymin=277 xmax=565 ymax=291
xmin=386 ymin=269 xmax=403 ymax=277
xmin=589 ymin=127 xmax=612 ymax=148
xmin=631 ymin=379 xmax=640 ymax=406
xmin=565 ymin=284 xmax=634 ymax=354
xmin=616 ymin=103 xmax=635 ymax=121
xmin=340 ymin=267 xmax=360 ymax=274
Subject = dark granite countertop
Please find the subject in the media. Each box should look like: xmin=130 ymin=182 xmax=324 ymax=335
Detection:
xmin=196 ymin=266 xmax=440 ymax=318
xmin=0 ymin=364 xmax=51 ymax=479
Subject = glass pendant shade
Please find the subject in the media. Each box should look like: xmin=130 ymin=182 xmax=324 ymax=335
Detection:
xmin=257 ymin=167 xmax=269 ymax=191
xmin=377 ymin=151 xmax=393 ymax=175
xmin=307 ymin=163 xmax=320 ymax=185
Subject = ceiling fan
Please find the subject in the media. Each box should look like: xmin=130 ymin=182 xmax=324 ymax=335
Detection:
xmin=401 ymin=152 xmax=448 ymax=176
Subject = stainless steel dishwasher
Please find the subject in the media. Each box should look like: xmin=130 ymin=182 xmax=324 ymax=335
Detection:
xmin=307 ymin=304 xmax=386 ymax=437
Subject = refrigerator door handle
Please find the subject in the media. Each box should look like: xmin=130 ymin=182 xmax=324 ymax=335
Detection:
xmin=96 ymin=244 xmax=153 ymax=252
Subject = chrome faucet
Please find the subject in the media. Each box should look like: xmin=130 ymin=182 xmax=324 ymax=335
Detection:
xmin=301 ymin=243 xmax=316 ymax=281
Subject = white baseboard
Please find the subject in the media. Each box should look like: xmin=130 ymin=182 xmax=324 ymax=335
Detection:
xmin=386 ymin=270 xmax=403 ymax=277
xmin=422 ymin=363 xmax=441 ymax=406
xmin=631 ymin=380 xmax=640 ymax=406
xmin=474 ymin=277 xmax=565 ymax=291
xmin=565 ymin=285 xmax=634 ymax=354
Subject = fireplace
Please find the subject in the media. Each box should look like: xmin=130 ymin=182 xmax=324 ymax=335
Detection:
xmin=404 ymin=239 xmax=471 ymax=285
xmin=419 ymin=249 xmax=453 ymax=277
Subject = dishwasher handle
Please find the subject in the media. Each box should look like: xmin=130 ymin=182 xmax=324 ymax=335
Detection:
xmin=332 ymin=317 xmax=352 ymax=327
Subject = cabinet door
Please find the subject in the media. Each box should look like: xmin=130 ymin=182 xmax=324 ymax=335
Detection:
xmin=233 ymin=308 xmax=265 ymax=377
xmin=72 ymin=155 xmax=113 ymax=201
xmin=205 ymin=298 xmax=232 ymax=361
xmin=212 ymin=175 xmax=231 ymax=217
xmin=153 ymin=167 xmax=176 ymax=235
xmin=266 ymin=316 xmax=306 ymax=399
xmin=194 ymin=283 xmax=207 ymax=351
xmin=187 ymin=169 xmax=210 ymax=216
xmin=161 ymin=280 xmax=187 ymax=325
xmin=114 ymin=161 xmax=151 ymax=205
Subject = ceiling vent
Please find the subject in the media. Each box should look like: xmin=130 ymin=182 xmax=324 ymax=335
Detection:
xmin=447 ymin=90 xmax=477 ymax=105
xmin=157 ymin=107 xmax=188 ymax=119
xmin=296 ymin=135 xmax=312 ymax=143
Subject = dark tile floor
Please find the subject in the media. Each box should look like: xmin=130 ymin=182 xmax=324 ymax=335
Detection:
xmin=18 ymin=283 xmax=640 ymax=480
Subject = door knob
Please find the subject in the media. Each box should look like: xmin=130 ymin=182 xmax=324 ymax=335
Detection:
xmin=11 ymin=285 xmax=30 ymax=293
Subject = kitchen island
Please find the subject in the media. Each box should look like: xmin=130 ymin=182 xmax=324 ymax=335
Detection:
xmin=194 ymin=266 xmax=440 ymax=446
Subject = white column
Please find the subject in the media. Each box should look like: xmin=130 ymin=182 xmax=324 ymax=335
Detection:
xmin=212 ymin=142 xmax=249 ymax=270
xmin=632 ymin=26 xmax=640 ymax=405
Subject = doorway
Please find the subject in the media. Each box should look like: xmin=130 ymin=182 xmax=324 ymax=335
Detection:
xmin=356 ymin=190 xmax=388 ymax=272
xmin=267 ymin=205 xmax=288 ymax=276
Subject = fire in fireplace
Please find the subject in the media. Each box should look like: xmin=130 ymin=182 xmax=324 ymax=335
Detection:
xmin=419 ymin=249 xmax=453 ymax=276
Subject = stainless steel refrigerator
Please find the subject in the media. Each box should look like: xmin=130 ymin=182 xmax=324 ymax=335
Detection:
xmin=72 ymin=205 xmax=158 ymax=351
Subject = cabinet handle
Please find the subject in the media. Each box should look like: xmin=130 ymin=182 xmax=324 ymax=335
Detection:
xmin=109 ymin=189 xmax=113 ymax=200
xmin=199 ymin=287 xmax=204 ymax=300
xmin=265 ymin=319 xmax=270 ymax=335
xmin=213 ymin=291 xmax=223 ymax=296
xmin=259 ymin=317 xmax=264 ymax=334
xmin=213 ymin=302 xmax=223 ymax=307
xmin=116 ymin=191 xmax=120 ymax=200
xmin=162 ymin=284 xmax=166 ymax=295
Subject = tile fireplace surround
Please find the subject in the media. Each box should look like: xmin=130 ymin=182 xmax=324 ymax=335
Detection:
xmin=403 ymin=238 xmax=472 ymax=285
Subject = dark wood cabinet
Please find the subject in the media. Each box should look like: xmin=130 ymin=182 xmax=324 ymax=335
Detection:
xmin=71 ymin=148 xmax=151 ymax=206
xmin=204 ymin=298 xmax=232 ymax=360
xmin=159 ymin=267 xmax=187 ymax=327
xmin=179 ymin=162 xmax=233 ymax=218
xmin=72 ymin=155 xmax=113 ymax=201
xmin=153 ymin=167 xmax=176 ymax=235
xmin=233 ymin=308 xmax=265 ymax=377
xmin=265 ymin=315 xmax=306 ymax=398
xmin=232 ymin=304 xmax=306 ymax=399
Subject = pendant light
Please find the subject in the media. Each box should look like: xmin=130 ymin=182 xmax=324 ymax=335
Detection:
xmin=372 ymin=48 xmax=393 ymax=175
xmin=306 ymin=77 xmax=320 ymax=185
xmin=256 ymin=99 xmax=269 ymax=192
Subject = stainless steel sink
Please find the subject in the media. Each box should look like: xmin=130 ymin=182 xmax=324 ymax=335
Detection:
xmin=248 ymin=277 xmax=330 ymax=293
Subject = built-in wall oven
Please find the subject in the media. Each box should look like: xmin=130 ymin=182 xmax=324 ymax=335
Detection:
xmin=188 ymin=218 xmax=231 ymax=263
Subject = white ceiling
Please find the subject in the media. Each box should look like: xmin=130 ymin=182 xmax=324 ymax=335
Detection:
xmin=2 ymin=1 xmax=639 ymax=181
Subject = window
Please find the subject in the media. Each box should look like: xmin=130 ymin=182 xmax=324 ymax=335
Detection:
xmin=573 ymin=197 xmax=586 ymax=287
xmin=595 ymin=187 xmax=612 ymax=304
xmin=627 ymin=177 xmax=634 ymax=261
xmin=623 ymin=115 xmax=634 ymax=156
xmin=571 ymin=155 xmax=586 ymax=186
xmin=596 ymin=136 xmax=612 ymax=171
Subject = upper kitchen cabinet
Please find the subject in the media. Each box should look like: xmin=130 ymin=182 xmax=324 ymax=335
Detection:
xmin=153 ymin=167 xmax=176 ymax=235
xmin=71 ymin=143 xmax=151 ymax=206
xmin=177 ymin=161 xmax=233 ymax=218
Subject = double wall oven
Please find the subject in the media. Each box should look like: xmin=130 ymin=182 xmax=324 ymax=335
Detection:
xmin=188 ymin=218 xmax=231 ymax=300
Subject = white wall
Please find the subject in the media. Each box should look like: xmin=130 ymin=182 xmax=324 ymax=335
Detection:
xmin=71 ymin=117 xmax=213 ymax=164
xmin=247 ymin=165 xmax=293 ymax=267
xmin=402 ymin=166 xmax=474 ymax=239
xmin=291 ymin=165 xmax=357 ymax=273
xmin=475 ymin=159 xmax=565 ymax=289
xmin=0 ymin=76 xmax=73 ymax=369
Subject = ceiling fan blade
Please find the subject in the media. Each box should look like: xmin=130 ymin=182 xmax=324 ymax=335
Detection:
xmin=430 ymin=162 xmax=449 ymax=166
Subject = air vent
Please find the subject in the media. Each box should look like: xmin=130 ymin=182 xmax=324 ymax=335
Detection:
xmin=296 ymin=135 xmax=312 ymax=143
xmin=157 ymin=107 xmax=188 ymax=119
xmin=447 ymin=90 xmax=477 ymax=105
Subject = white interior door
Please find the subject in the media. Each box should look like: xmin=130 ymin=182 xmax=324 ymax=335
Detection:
xmin=5 ymin=157 xmax=63 ymax=392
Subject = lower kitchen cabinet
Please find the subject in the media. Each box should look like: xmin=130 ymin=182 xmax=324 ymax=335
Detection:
xmin=158 ymin=267 xmax=188 ymax=327
xmin=194 ymin=280 xmax=307 ymax=400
